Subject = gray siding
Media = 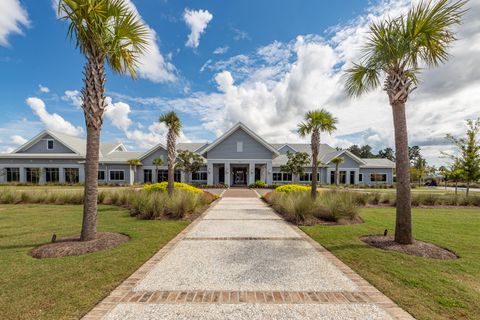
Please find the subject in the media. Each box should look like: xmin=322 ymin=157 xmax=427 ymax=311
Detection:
xmin=359 ymin=168 xmax=394 ymax=185
xmin=18 ymin=134 xmax=75 ymax=154
xmin=206 ymin=128 xmax=273 ymax=159
xmin=326 ymin=153 xmax=359 ymax=169
xmin=141 ymin=147 xmax=168 ymax=166
xmin=0 ymin=158 xmax=81 ymax=165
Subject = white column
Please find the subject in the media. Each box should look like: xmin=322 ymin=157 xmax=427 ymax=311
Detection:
xmin=39 ymin=168 xmax=46 ymax=184
xmin=207 ymin=162 xmax=214 ymax=185
xmin=20 ymin=167 xmax=26 ymax=183
xmin=266 ymin=161 xmax=273 ymax=184
xmin=225 ymin=162 xmax=231 ymax=186
xmin=0 ymin=167 xmax=5 ymax=183
xmin=248 ymin=161 xmax=255 ymax=185
xmin=79 ymin=166 xmax=85 ymax=184
xmin=180 ymin=170 xmax=186 ymax=183
xmin=59 ymin=168 xmax=65 ymax=183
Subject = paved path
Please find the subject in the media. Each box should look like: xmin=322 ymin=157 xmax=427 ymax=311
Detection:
xmin=85 ymin=189 xmax=413 ymax=320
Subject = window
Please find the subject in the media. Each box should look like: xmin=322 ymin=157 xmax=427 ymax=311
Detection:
xmin=45 ymin=168 xmax=59 ymax=183
xmin=174 ymin=170 xmax=181 ymax=182
xmin=6 ymin=168 xmax=20 ymax=182
xmin=98 ymin=170 xmax=105 ymax=180
xmin=143 ymin=169 xmax=152 ymax=183
xmin=47 ymin=139 xmax=54 ymax=150
xmin=359 ymin=173 xmax=363 ymax=182
xmin=157 ymin=170 xmax=168 ymax=182
xmin=300 ymin=173 xmax=312 ymax=182
xmin=330 ymin=171 xmax=335 ymax=184
xmin=110 ymin=170 xmax=125 ymax=181
xmin=65 ymin=168 xmax=79 ymax=183
xmin=370 ymin=173 xmax=387 ymax=182
xmin=350 ymin=171 xmax=355 ymax=185
xmin=237 ymin=141 xmax=243 ymax=152
xmin=25 ymin=168 xmax=41 ymax=184
xmin=273 ymin=172 xmax=282 ymax=182
xmin=192 ymin=171 xmax=207 ymax=181
xmin=282 ymin=173 xmax=292 ymax=181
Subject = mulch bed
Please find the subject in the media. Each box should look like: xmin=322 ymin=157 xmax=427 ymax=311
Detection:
xmin=30 ymin=232 xmax=130 ymax=259
xmin=301 ymin=215 xmax=363 ymax=226
xmin=360 ymin=235 xmax=458 ymax=260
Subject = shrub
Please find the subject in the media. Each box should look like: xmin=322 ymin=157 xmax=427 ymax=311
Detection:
xmin=275 ymin=184 xmax=311 ymax=193
xmin=143 ymin=182 xmax=203 ymax=194
xmin=264 ymin=190 xmax=359 ymax=224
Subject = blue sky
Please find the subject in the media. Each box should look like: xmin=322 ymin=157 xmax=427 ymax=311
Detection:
xmin=1 ymin=0 xmax=479 ymax=166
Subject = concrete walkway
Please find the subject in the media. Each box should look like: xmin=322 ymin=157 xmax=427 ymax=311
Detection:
xmin=85 ymin=189 xmax=414 ymax=320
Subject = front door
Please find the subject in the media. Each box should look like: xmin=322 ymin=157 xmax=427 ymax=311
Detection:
xmin=219 ymin=167 xmax=225 ymax=184
xmin=233 ymin=168 xmax=246 ymax=185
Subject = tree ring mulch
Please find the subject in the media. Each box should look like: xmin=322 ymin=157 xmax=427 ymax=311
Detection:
xmin=360 ymin=235 xmax=458 ymax=260
xmin=30 ymin=232 xmax=130 ymax=259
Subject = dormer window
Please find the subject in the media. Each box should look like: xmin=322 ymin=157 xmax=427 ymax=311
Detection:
xmin=237 ymin=141 xmax=243 ymax=152
xmin=47 ymin=140 xmax=54 ymax=150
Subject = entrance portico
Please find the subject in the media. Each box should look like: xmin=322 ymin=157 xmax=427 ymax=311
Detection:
xmin=207 ymin=160 xmax=273 ymax=186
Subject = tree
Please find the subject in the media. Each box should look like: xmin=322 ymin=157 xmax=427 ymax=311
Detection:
xmin=347 ymin=145 xmax=362 ymax=157
xmin=409 ymin=146 xmax=422 ymax=166
xmin=331 ymin=157 xmax=345 ymax=186
xmin=280 ymin=151 xmax=310 ymax=182
xmin=445 ymin=119 xmax=480 ymax=197
xmin=127 ymin=159 xmax=142 ymax=184
xmin=59 ymin=0 xmax=148 ymax=241
xmin=176 ymin=150 xmax=204 ymax=183
xmin=159 ymin=111 xmax=182 ymax=195
xmin=378 ymin=147 xmax=395 ymax=161
xmin=298 ymin=109 xmax=338 ymax=199
xmin=152 ymin=158 xmax=164 ymax=183
xmin=359 ymin=145 xmax=375 ymax=158
xmin=344 ymin=0 xmax=465 ymax=244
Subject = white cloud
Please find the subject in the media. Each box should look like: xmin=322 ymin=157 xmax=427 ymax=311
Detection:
xmin=62 ymin=90 xmax=82 ymax=108
xmin=114 ymin=0 xmax=480 ymax=166
xmin=38 ymin=84 xmax=50 ymax=93
xmin=11 ymin=134 xmax=27 ymax=145
xmin=232 ymin=27 xmax=250 ymax=41
xmin=26 ymin=97 xmax=84 ymax=136
xmin=183 ymin=9 xmax=213 ymax=48
xmin=213 ymin=46 xmax=229 ymax=54
xmin=0 ymin=0 xmax=29 ymax=47
xmin=53 ymin=0 xmax=176 ymax=83
xmin=104 ymin=97 xmax=132 ymax=131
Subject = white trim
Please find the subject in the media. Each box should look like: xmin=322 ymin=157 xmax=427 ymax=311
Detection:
xmin=106 ymin=143 xmax=128 ymax=155
xmin=324 ymin=150 xmax=366 ymax=165
xmin=108 ymin=169 xmax=125 ymax=181
xmin=0 ymin=154 xmax=83 ymax=159
xmin=201 ymin=122 xmax=280 ymax=156
xmin=12 ymin=130 xmax=82 ymax=155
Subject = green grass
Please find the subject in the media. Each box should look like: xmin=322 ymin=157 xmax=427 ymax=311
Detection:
xmin=302 ymin=208 xmax=480 ymax=320
xmin=0 ymin=204 xmax=189 ymax=319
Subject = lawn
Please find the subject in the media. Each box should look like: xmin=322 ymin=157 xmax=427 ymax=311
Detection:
xmin=0 ymin=204 xmax=189 ymax=320
xmin=302 ymin=207 xmax=480 ymax=320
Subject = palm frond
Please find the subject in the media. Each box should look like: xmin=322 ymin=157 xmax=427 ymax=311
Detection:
xmin=159 ymin=111 xmax=182 ymax=136
xmin=344 ymin=63 xmax=381 ymax=97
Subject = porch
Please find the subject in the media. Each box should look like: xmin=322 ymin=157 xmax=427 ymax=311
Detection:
xmin=207 ymin=160 xmax=273 ymax=186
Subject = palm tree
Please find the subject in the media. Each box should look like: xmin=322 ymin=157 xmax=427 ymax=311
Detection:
xmin=127 ymin=159 xmax=142 ymax=184
xmin=59 ymin=0 xmax=148 ymax=241
xmin=331 ymin=157 xmax=344 ymax=186
xmin=344 ymin=0 xmax=465 ymax=244
xmin=298 ymin=109 xmax=338 ymax=199
xmin=152 ymin=158 xmax=164 ymax=183
xmin=159 ymin=112 xmax=182 ymax=195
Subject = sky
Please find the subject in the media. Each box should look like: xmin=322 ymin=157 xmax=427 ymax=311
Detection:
xmin=0 ymin=0 xmax=479 ymax=166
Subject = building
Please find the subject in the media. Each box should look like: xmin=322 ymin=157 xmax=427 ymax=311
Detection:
xmin=0 ymin=122 xmax=395 ymax=186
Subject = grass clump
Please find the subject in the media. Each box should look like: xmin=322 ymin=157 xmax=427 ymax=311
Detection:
xmin=264 ymin=190 xmax=359 ymax=224
xmin=275 ymin=184 xmax=311 ymax=193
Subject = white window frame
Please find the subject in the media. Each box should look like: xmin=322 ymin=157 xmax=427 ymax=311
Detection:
xmin=191 ymin=171 xmax=208 ymax=181
xmin=237 ymin=141 xmax=243 ymax=152
xmin=109 ymin=170 xmax=125 ymax=181
xmin=46 ymin=139 xmax=54 ymax=150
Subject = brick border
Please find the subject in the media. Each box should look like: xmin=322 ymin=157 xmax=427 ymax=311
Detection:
xmin=83 ymin=192 xmax=414 ymax=320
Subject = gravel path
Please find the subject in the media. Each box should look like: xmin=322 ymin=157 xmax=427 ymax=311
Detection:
xmin=89 ymin=189 xmax=414 ymax=320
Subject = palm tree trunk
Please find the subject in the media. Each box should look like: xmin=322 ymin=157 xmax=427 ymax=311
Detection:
xmin=335 ymin=164 xmax=340 ymax=186
xmin=311 ymin=130 xmax=319 ymax=199
xmin=167 ymin=131 xmax=175 ymax=195
xmin=391 ymin=101 xmax=412 ymax=244
xmin=80 ymin=51 xmax=106 ymax=241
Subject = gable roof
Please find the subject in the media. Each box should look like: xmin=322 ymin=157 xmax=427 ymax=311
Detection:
xmin=13 ymin=130 xmax=84 ymax=155
xmin=201 ymin=122 xmax=280 ymax=156
xmin=322 ymin=149 xmax=366 ymax=165
xmin=360 ymin=158 xmax=395 ymax=168
xmin=138 ymin=142 xmax=167 ymax=161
